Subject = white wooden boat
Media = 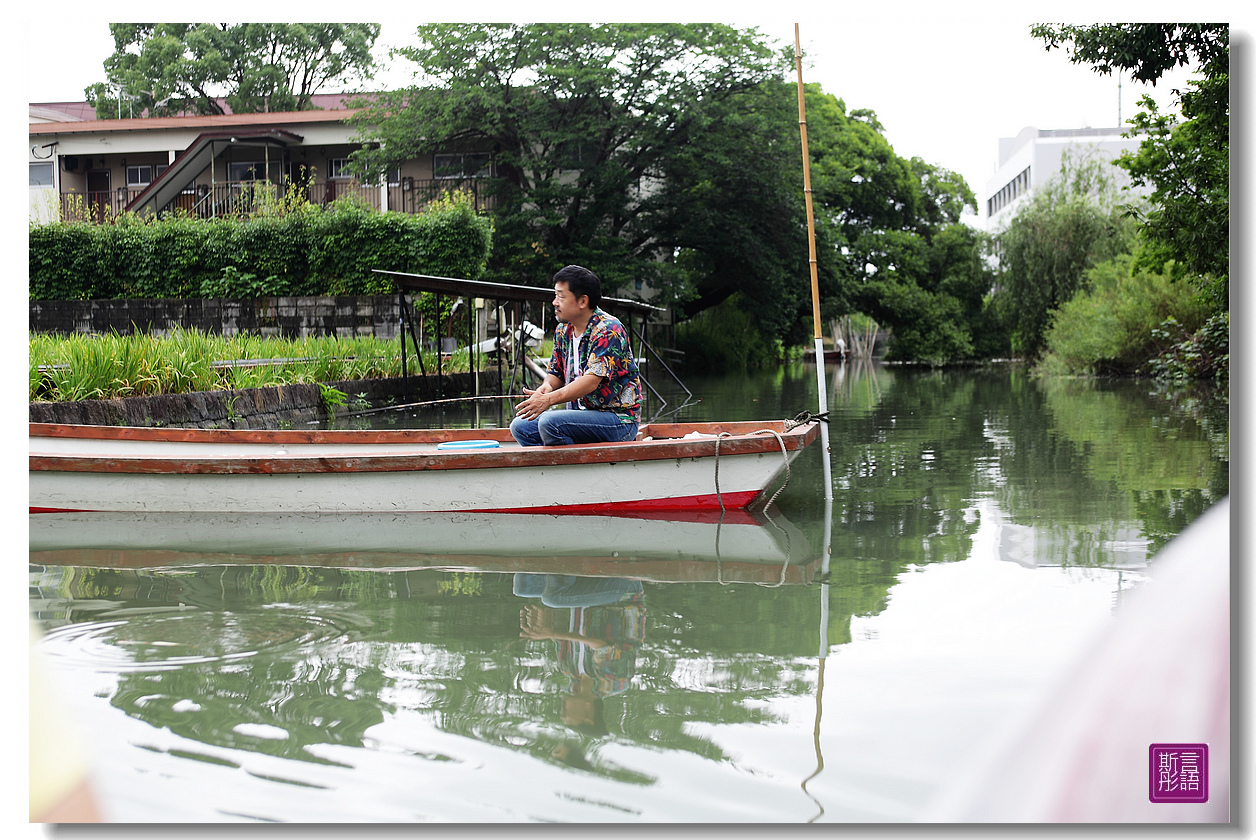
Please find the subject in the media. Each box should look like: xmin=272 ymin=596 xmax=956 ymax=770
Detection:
xmin=29 ymin=419 xmax=819 ymax=515
xmin=28 ymin=507 xmax=817 ymax=585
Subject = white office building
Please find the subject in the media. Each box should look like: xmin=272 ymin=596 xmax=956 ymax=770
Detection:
xmin=983 ymin=126 xmax=1148 ymax=231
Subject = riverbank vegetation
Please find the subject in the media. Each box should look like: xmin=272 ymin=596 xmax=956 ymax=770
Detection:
xmin=1009 ymin=24 xmax=1229 ymax=383
xmin=28 ymin=328 xmax=487 ymax=403
xmin=30 ymin=23 xmax=1226 ymax=384
xmin=348 ymin=24 xmax=1001 ymax=370
xmin=29 ymin=190 xmax=492 ymax=301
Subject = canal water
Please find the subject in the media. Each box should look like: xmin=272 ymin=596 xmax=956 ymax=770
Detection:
xmin=29 ymin=362 xmax=1229 ymax=823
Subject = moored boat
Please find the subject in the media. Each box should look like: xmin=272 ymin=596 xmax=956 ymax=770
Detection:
xmin=29 ymin=419 xmax=819 ymax=515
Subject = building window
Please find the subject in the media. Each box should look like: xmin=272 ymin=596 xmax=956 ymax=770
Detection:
xmin=556 ymin=140 xmax=591 ymax=169
xmin=126 ymin=165 xmax=156 ymax=187
xmin=989 ymin=166 xmax=1031 ymax=216
xmin=229 ymin=161 xmax=270 ymax=182
xmin=329 ymin=158 xmax=354 ymax=180
xmin=29 ymin=162 xmax=54 ymax=186
xmin=434 ymin=153 xmax=492 ymax=179
xmin=363 ymin=167 xmax=402 ymax=188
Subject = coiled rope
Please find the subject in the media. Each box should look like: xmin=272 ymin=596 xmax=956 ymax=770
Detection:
xmin=713 ymin=414 xmax=822 ymax=587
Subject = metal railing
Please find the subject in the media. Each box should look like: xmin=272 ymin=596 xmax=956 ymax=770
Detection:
xmin=58 ymin=178 xmax=497 ymax=222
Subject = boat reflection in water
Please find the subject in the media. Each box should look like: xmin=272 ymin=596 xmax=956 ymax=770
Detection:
xmin=29 ymin=507 xmax=816 ymax=585
xmin=29 ymin=506 xmax=821 ymax=820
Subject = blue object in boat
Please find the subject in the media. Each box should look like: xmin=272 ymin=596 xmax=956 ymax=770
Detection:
xmin=436 ymin=439 xmax=501 ymax=451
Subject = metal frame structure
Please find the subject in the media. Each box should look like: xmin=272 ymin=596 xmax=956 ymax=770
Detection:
xmin=372 ymin=270 xmax=693 ymax=419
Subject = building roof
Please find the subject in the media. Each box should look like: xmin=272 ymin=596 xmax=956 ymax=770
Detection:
xmin=29 ymin=92 xmax=364 ymax=124
xmin=29 ymin=103 xmax=97 ymax=122
xmin=29 ymin=106 xmax=364 ymax=136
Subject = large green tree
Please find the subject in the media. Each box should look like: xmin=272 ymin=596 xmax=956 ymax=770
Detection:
xmin=351 ymin=25 xmax=991 ymax=360
xmin=647 ymin=78 xmax=813 ymax=343
xmin=87 ymin=23 xmax=380 ymax=118
xmin=802 ymin=87 xmax=994 ymax=362
xmin=1031 ymin=23 xmax=1229 ymax=308
xmin=350 ymin=24 xmax=784 ymax=298
xmin=993 ymin=149 xmax=1141 ymax=357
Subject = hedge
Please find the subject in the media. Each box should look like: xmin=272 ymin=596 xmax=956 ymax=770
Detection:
xmin=28 ymin=192 xmax=494 ymax=301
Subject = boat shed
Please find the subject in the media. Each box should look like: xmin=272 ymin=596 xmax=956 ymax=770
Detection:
xmin=372 ymin=270 xmax=691 ymax=419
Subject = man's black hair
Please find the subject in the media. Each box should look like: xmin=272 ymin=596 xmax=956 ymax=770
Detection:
xmin=554 ymin=265 xmax=601 ymax=310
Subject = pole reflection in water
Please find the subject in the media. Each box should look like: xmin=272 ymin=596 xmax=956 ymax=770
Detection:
xmin=801 ymin=493 xmax=833 ymax=822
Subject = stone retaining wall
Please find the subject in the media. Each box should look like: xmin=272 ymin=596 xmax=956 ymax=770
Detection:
xmin=29 ymin=295 xmax=406 ymax=339
xmin=29 ymin=372 xmax=504 ymax=429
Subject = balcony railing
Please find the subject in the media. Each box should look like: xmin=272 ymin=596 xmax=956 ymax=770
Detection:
xmin=58 ymin=178 xmax=497 ymax=223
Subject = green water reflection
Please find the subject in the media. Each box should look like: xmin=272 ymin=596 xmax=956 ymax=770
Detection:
xmin=29 ymin=363 xmax=1228 ymax=821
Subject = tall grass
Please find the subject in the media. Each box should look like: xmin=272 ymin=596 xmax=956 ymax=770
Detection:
xmin=29 ymin=327 xmax=480 ymax=402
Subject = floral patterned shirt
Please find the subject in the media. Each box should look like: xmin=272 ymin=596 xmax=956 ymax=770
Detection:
xmin=548 ymin=308 xmax=641 ymax=423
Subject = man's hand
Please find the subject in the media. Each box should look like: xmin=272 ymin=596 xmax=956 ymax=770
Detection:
xmin=515 ymin=384 xmax=555 ymax=421
xmin=520 ymin=604 xmax=557 ymax=640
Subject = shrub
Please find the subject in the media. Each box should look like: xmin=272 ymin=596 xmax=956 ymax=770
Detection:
xmin=675 ymin=295 xmax=777 ymax=372
xmin=1040 ymin=255 xmax=1208 ymax=376
xmin=29 ymin=191 xmax=493 ymax=301
xmin=28 ymin=328 xmax=477 ymax=402
xmin=1146 ymin=312 xmax=1229 ymax=386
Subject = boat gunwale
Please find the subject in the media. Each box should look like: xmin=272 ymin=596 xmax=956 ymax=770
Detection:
xmin=29 ymin=420 xmax=819 ymax=476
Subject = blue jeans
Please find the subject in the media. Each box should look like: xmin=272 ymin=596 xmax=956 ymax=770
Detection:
xmin=510 ymin=409 xmax=638 ymax=446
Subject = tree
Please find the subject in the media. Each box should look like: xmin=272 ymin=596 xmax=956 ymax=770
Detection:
xmin=1031 ymin=23 xmax=1229 ymax=307
xmin=351 ymin=25 xmax=992 ymax=359
xmin=800 ymin=87 xmax=994 ymax=362
xmin=349 ymin=24 xmax=786 ymax=298
xmin=993 ymin=149 xmax=1141 ymax=357
xmin=648 ymin=79 xmax=813 ymax=343
xmin=86 ymin=24 xmax=380 ymax=118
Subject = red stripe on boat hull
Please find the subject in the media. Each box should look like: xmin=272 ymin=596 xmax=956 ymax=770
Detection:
xmin=473 ymin=490 xmax=761 ymax=517
xmin=30 ymin=491 xmax=761 ymax=517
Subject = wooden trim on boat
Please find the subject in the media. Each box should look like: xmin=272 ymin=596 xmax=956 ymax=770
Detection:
xmin=28 ymin=422 xmax=518 ymax=446
xmin=28 ymin=420 xmax=800 ymax=445
xmin=29 ymin=421 xmax=818 ymax=477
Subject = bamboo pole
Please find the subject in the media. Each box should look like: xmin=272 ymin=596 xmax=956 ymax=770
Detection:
xmin=796 ymin=26 xmax=834 ymax=819
xmin=794 ymin=25 xmax=833 ymax=503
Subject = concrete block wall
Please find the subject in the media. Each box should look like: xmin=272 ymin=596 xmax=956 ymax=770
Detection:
xmin=29 ymin=372 xmax=504 ymax=430
xmin=29 ymin=295 xmax=406 ymax=340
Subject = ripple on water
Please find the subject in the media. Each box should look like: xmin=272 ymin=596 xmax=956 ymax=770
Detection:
xmin=39 ymin=609 xmax=350 ymax=673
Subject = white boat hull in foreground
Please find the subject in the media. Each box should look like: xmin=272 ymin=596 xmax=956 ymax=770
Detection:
xmin=30 ymin=420 xmax=819 ymax=515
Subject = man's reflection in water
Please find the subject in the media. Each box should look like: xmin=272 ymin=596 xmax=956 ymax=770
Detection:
xmin=516 ymin=575 xmax=646 ymax=770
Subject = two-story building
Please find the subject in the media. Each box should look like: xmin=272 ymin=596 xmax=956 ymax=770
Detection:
xmin=29 ymin=95 xmax=493 ymax=223
xmin=982 ymin=125 xmax=1149 ymax=231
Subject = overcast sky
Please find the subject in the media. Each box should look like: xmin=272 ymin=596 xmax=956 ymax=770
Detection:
xmin=19 ymin=4 xmax=1246 ymax=224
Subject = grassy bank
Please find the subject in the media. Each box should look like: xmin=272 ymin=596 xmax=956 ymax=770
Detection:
xmin=29 ymin=328 xmax=491 ymax=403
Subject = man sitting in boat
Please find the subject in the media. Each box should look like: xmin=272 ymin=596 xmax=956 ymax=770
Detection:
xmin=510 ymin=265 xmax=642 ymax=446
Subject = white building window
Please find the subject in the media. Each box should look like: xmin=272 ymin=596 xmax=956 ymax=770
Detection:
xmin=329 ymin=158 xmax=354 ymax=180
xmin=127 ymin=165 xmax=155 ymax=187
xmin=229 ymin=161 xmax=268 ymax=181
xmin=363 ymin=167 xmax=401 ymax=188
xmin=434 ymin=153 xmax=492 ymax=179
xmin=29 ymin=162 xmax=54 ymax=186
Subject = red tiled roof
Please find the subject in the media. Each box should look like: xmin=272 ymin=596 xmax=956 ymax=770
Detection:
xmin=30 ymin=107 xmax=365 ymax=135
xmin=29 ymin=92 xmax=377 ymax=134
xmin=30 ymin=102 xmax=98 ymax=121
xmin=30 ymin=92 xmax=365 ymax=120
